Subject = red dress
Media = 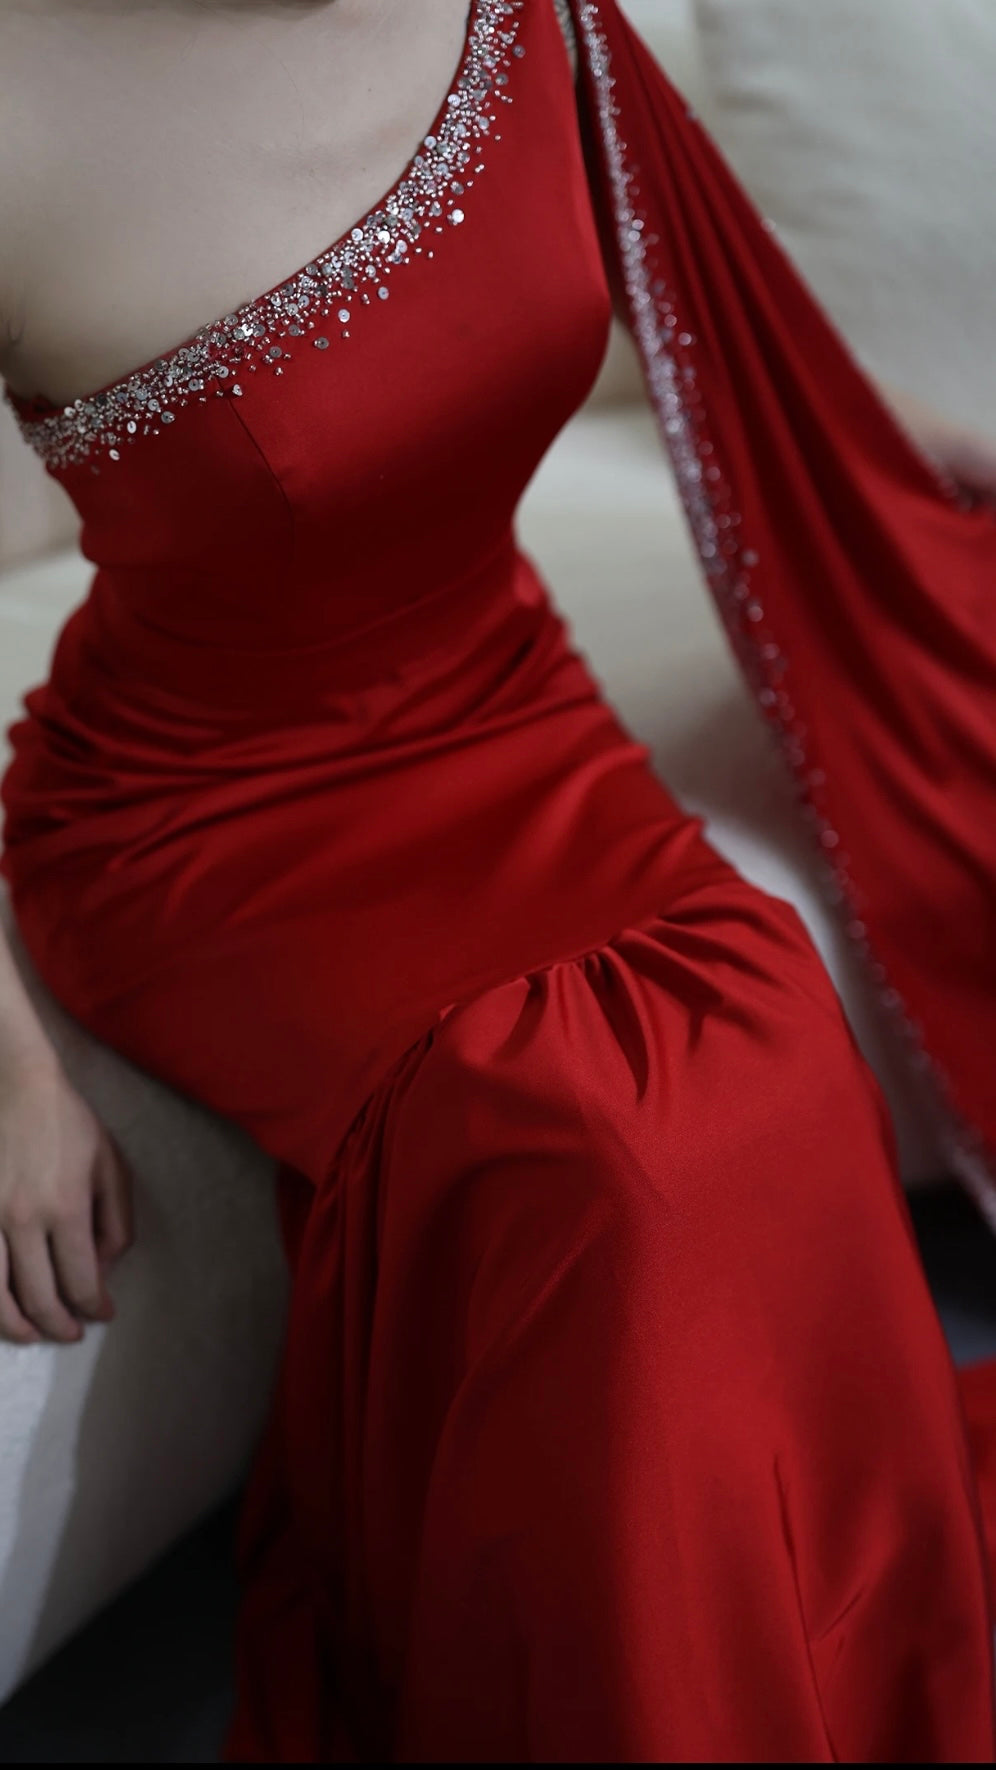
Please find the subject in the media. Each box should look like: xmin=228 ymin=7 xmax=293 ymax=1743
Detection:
xmin=2 ymin=1 xmax=995 ymax=1759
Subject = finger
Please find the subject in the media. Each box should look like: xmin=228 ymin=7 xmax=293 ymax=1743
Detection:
xmin=6 ymin=1227 xmax=83 ymax=1343
xmin=0 ymin=1233 xmax=40 ymax=1345
xmin=49 ymin=1216 xmax=114 ymax=1323
xmin=92 ymin=1134 xmax=134 ymax=1271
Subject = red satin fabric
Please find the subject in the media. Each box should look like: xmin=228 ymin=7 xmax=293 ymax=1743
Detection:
xmin=1 ymin=0 xmax=994 ymax=1758
xmin=572 ymin=0 xmax=996 ymax=1183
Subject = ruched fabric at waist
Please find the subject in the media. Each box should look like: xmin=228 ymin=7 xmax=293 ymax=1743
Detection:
xmin=0 ymin=543 xmax=738 ymax=1169
xmin=76 ymin=529 xmax=545 ymax=714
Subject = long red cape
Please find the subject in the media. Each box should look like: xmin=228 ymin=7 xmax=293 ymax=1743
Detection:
xmin=571 ymin=0 xmax=996 ymax=1212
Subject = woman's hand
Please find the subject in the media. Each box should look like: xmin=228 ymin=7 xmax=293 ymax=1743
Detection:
xmin=0 ymin=1049 xmax=133 ymax=1344
xmin=880 ymin=381 xmax=996 ymax=503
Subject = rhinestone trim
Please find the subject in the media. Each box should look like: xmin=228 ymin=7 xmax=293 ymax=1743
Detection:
xmin=575 ymin=0 xmax=996 ymax=1214
xmin=4 ymin=0 xmax=525 ymax=473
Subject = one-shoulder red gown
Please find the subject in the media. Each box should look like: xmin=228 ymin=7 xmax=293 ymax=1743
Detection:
xmin=2 ymin=1 xmax=994 ymax=1759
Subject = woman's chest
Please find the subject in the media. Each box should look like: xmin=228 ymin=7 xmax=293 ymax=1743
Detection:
xmin=0 ymin=0 xmax=475 ymax=409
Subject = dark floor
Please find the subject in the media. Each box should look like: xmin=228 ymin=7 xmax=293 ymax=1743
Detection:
xmin=0 ymin=1500 xmax=241 ymax=1765
xmin=1 ymin=1181 xmax=995 ymax=1765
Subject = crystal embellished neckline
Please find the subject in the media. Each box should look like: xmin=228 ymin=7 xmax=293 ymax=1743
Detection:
xmin=4 ymin=0 xmax=526 ymax=472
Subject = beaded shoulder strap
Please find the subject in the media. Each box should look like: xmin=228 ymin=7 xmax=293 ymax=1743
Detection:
xmin=4 ymin=0 xmax=527 ymax=472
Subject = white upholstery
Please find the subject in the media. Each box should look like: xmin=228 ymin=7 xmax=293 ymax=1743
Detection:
xmin=0 ymin=0 xmax=983 ymax=1703
xmin=693 ymin=0 xmax=996 ymax=435
xmin=619 ymin=0 xmax=706 ymax=99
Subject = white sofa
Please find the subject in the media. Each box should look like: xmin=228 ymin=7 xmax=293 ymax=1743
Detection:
xmin=1 ymin=0 xmax=993 ymax=1704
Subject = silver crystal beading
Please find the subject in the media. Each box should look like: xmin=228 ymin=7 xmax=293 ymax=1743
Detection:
xmin=5 ymin=0 xmax=525 ymax=472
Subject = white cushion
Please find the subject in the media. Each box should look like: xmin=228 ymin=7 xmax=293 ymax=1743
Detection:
xmin=693 ymin=0 xmax=996 ymax=434
xmin=0 ymin=550 xmax=89 ymax=726
xmin=619 ymin=0 xmax=707 ymax=105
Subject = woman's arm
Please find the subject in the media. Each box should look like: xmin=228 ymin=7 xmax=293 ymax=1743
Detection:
xmin=0 ymin=926 xmax=134 ymax=1346
xmin=0 ymin=923 xmax=60 ymax=1077
xmin=0 ymin=79 xmax=133 ymax=1347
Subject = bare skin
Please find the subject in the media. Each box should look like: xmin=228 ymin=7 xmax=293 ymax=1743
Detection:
xmin=0 ymin=0 xmax=995 ymax=1347
xmin=0 ymin=1030 xmax=131 ymax=1345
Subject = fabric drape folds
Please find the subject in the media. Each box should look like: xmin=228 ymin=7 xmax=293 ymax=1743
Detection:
xmin=571 ymin=0 xmax=996 ymax=1211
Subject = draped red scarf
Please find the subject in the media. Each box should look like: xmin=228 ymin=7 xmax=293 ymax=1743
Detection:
xmin=570 ymin=0 xmax=996 ymax=1217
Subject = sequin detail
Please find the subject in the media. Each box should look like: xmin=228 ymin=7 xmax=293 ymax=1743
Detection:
xmin=575 ymin=0 xmax=996 ymax=1214
xmin=5 ymin=0 xmax=525 ymax=472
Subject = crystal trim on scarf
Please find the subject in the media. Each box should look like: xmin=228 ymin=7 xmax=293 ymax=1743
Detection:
xmin=4 ymin=0 xmax=525 ymax=473
xmin=572 ymin=0 xmax=996 ymax=1216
